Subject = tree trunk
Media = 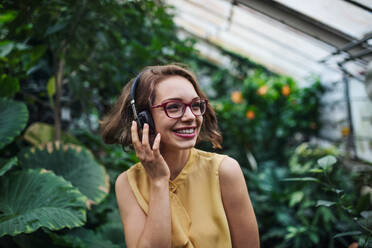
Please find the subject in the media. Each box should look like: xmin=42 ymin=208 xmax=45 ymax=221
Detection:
xmin=54 ymin=46 xmax=66 ymax=142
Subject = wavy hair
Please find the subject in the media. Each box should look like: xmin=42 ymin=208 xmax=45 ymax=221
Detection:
xmin=100 ymin=64 xmax=222 ymax=149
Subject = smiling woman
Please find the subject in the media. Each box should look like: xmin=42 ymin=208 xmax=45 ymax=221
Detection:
xmin=100 ymin=64 xmax=259 ymax=248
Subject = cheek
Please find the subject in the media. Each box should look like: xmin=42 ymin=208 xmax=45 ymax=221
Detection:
xmin=197 ymin=116 xmax=203 ymax=130
xmin=152 ymin=113 xmax=176 ymax=132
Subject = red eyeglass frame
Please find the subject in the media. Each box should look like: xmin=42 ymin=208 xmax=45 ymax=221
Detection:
xmin=151 ymin=98 xmax=208 ymax=119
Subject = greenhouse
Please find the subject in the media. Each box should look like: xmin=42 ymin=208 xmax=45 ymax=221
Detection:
xmin=0 ymin=0 xmax=371 ymax=247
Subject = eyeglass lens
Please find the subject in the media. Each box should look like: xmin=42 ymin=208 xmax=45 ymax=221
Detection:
xmin=165 ymin=99 xmax=206 ymax=118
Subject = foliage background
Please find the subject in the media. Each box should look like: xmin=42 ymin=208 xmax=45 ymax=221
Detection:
xmin=0 ymin=1 xmax=371 ymax=247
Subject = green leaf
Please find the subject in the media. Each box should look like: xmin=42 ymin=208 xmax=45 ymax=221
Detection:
xmin=0 ymin=11 xmax=18 ymax=24
xmin=357 ymin=217 xmax=372 ymax=229
xmin=23 ymin=122 xmax=81 ymax=146
xmin=356 ymin=194 xmax=371 ymax=213
xmin=47 ymin=77 xmax=55 ymax=107
xmin=47 ymin=77 xmax=56 ymax=98
xmin=12 ymin=231 xmax=59 ymax=248
xmin=316 ymin=200 xmax=336 ymax=207
xmin=317 ymin=155 xmax=337 ymax=170
xmin=317 ymin=206 xmax=336 ymax=223
xmin=0 ymin=41 xmax=14 ymax=57
xmin=0 ymin=169 xmax=87 ymax=237
xmin=282 ymin=177 xmax=320 ymax=183
xmin=0 ymin=98 xmax=29 ymax=149
xmin=29 ymin=45 xmax=47 ymax=65
xmin=309 ymin=168 xmax=323 ymax=173
xmin=309 ymin=232 xmax=319 ymax=244
xmin=96 ymin=222 xmax=125 ymax=246
xmin=44 ymin=21 xmax=67 ymax=36
xmin=19 ymin=142 xmax=109 ymax=206
xmin=48 ymin=227 xmax=122 ymax=248
xmin=0 ymin=157 xmax=17 ymax=176
xmin=289 ymin=191 xmax=304 ymax=207
xmin=333 ymin=231 xmax=362 ymax=238
xmin=0 ymin=74 xmax=20 ymax=97
xmin=360 ymin=211 xmax=372 ymax=219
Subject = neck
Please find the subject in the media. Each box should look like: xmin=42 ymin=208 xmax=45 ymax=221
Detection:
xmin=160 ymin=146 xmax=191 ymax=181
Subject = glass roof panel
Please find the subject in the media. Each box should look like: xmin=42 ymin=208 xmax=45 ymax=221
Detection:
xmin=231 ymin=5 xmax=330 ymax=61
xmin=274 ymin=0 xmax=372 ymax=39
xmin=166 ymin=0 xmax=342 ymax=81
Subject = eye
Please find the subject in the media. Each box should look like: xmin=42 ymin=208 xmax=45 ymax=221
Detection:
xmin=191 ymin=101 xmax=201 ymax=110
xmin=166 ymin=102 xmax=182 ymax=112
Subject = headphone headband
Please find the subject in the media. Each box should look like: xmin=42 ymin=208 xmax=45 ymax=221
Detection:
xmin=129 ymin=72 xmax=145 ymax=121
xmin=130 ymin=72 xmax=144 ymax=103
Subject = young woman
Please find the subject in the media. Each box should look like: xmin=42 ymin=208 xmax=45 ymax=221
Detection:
xmin=100 ymin=64 xmax=259 ymax=248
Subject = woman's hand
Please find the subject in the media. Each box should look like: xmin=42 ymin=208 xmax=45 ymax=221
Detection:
xmin=131 ymin=121 xmax=170 ymax=182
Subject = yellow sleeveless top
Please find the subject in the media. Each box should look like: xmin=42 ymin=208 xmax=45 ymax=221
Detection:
xmin=126 ymin=148 xmax=232 ymax=248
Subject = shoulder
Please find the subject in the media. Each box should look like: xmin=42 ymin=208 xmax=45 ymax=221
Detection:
xmin=115 ymin=171 xmax=130 ymax=195
xmin=218 ymin=156 xmax=248 ymax=201
xmin=115 ymin=163 xmax=142 ymax=196
xmin=219 ymin=156 xmax=244 ymax=182
xmin=193 ymin=148 xmax=227 ymax=163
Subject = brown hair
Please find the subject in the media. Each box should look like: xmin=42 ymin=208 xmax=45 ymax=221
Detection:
xmin=100 ymin=64 xmax=222 ymax=149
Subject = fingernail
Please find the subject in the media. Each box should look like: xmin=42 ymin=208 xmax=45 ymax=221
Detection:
xmin=132 ymin=121 xmax=135 ymax=125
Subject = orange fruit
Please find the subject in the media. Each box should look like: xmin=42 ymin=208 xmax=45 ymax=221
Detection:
xmin=246 ymin=110 xmax=255 ymax=120
xmin=231 ymin=91 xmax=243 ymax=103
xmin=282 ymin=85 xmax=290 ymax=96
xmin=257 ymin=85 xmax=268 ymax=96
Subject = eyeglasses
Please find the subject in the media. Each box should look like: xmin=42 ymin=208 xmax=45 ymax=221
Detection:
xmin=152 ymin=98 xmax=208 ymax=119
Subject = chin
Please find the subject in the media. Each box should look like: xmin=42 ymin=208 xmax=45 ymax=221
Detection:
xmin=178 ymin=140 xmax=197 ymax=149
xmin=162 ymin=136 xmax=197 ymax=151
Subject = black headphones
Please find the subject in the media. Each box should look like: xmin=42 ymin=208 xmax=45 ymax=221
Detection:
xmin=130 ymin=72 xmax=156 ymax=135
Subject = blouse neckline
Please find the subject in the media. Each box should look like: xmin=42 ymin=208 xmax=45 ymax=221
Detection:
xmin=170 ymin=148 xmax=196 ymax=184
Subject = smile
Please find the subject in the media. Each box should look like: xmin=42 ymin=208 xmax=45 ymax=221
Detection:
xmin=173 ymin=127 xmax=196 ymax=138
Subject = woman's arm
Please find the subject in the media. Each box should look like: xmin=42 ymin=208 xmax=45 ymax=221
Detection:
xmin=115 ymin=122 xmax=171 ymax=248
xmin=115 ymin=172 xmax=170 ymax=248
xmin=219 ymin=156 xmax=260 ymax=248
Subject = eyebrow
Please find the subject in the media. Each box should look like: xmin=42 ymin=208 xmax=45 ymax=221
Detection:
xmin=161 ymin=96 xmax=200 ymax=103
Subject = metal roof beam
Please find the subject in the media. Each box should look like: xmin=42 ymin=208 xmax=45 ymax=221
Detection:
xmin=343 ymin=0 xmax=372 ymax=13
xmin=235 ymin=0 xmax=372 ymax=63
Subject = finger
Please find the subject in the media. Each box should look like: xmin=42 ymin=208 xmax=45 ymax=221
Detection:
xmin=142 ymin=123 xmax=150 ymax=146
xmin=131 ymin=121 xmax=141 ymax=149
xmin=152 ymin=133 xmax=161 ymax=156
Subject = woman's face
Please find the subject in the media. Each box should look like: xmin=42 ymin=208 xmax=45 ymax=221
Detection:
xmin=151 ymin=75 xmax=203 ymax=152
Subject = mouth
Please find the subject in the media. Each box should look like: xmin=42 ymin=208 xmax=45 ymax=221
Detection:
xmin=173 ymin=127 xmax=197 ymax=138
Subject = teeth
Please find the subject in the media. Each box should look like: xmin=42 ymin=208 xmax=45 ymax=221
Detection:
xmin=175 ymin=128 xmax=195 ymax=134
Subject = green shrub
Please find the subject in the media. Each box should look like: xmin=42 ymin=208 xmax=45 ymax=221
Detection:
xmin=244 ymin=143 xmax=372 ymax=247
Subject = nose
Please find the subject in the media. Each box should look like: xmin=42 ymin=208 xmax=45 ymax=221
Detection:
xmin=181 ymin=106 xmax=196 ymax=121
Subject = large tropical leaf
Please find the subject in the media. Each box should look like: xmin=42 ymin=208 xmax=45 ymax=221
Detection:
xmin=96 ymin=209 xmax=125 ymax=247
xmin=0 ymin=74 xmax=20 ymax=98
xmin=0 ymin=169 xmax=87 ymax=237
xmin=48 ymin=227 xmax=122 ymax=248
xmin=12 ymin=229 xmax=67 ymax=248
xmin=96 ymin=222 xmax=125 ymax=247
xmin=23 ymin=122 xmax=81 ymax=146
xmin=0 ymin=157 xmax=17 ymax=176
xmin=0 ymin=98 xmax=28 ymax=149
xmin=19 ymin=142 xmax=109 ymax=206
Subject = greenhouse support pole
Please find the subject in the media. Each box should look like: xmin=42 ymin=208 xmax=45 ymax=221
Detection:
xmin=340 ymin=65 xmax=356 ymax=159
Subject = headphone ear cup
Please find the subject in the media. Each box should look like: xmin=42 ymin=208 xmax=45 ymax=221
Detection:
xmin=138 ymin=111 xmax=156 ymax=134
